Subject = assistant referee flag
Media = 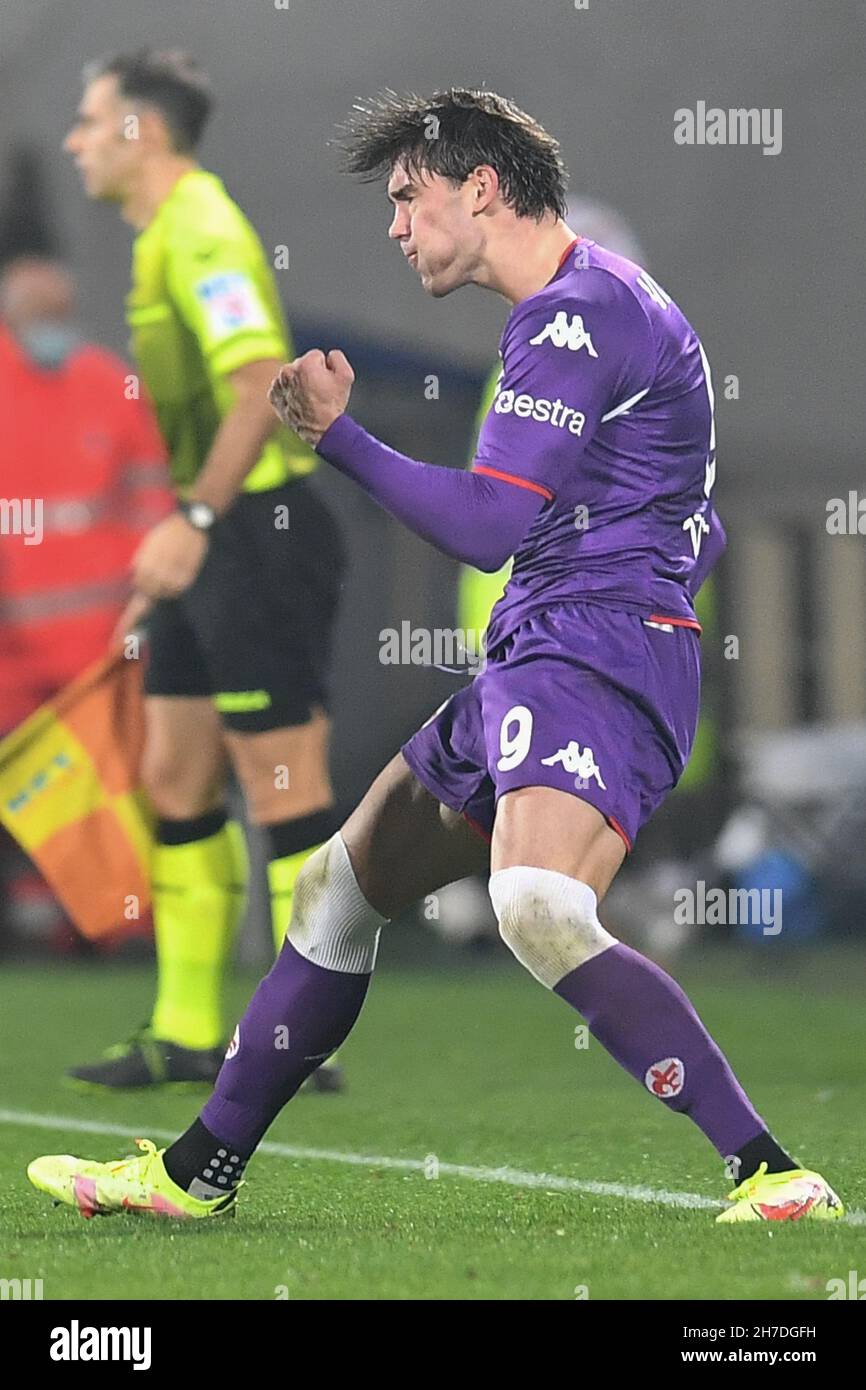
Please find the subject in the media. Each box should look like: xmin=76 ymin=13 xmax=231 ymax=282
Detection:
xmin=0 ymin=652 xmax=153 ymax=938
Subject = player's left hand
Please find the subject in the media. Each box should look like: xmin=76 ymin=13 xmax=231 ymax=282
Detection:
xmin=131 ymin=513 xmax=209 ymax=601
xmin=268 ymin=349 xmax=355 ymax=447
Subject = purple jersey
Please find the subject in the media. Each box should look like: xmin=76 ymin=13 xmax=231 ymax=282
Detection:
xmin=474 ymin=238 xmax=717 ymax=650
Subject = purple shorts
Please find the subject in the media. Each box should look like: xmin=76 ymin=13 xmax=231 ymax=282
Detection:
xmin=401 ymin=601 xmax=701 ymax=851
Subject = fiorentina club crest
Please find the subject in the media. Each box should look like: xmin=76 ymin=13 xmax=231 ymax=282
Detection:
xmin=645 ymin=1057 xmax=685 ymax=1098
xmin=226 ymin=1024 xmax=240 ymax=1060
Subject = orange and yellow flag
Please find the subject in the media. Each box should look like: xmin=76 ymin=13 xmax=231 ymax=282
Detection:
xmin=0 ymin=653 xmax=154 ymax=938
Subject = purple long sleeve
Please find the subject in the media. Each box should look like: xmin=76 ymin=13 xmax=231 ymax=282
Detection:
xmin=315 ymin=413 xmax=543 ymax=572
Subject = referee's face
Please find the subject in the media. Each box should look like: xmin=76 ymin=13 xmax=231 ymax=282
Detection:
xmin=64 ymin=75 xmax=144 ymax=203
xmin=387 ymin=162 xmax=481 ymax=299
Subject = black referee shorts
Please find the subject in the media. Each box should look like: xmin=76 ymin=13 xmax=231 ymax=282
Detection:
xmin=144 ymin=478 xmax=346 ymax=733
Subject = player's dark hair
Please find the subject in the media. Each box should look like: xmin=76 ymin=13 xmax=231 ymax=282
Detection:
xmin=337 ymin=88 xmax=568 ymax=221
xmin=83 ymin=49 xmax=213 ymax=153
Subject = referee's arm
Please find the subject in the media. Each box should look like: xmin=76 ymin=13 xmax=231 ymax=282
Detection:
xmin=187 ymin=356 xmax=282 ymax=516
xmin=128 ymin=359 xmax=281 ymax=607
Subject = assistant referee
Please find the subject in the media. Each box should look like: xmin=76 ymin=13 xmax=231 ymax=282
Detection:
xmin=63 ymin=49 xmax=346 ymax=1090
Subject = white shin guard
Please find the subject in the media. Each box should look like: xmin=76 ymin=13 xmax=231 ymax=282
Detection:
xmin=488 ymin=866 xmax=618 ymax=988
xmin=287 ymin=833 xmax=387 ymax=974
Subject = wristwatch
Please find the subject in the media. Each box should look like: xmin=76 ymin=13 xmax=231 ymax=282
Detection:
xmin=177 ymin=499 xmax=217 ymax=532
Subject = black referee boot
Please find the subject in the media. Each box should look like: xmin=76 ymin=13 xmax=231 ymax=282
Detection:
xmin=65 ymin=1026 xmax=224 ymax=1090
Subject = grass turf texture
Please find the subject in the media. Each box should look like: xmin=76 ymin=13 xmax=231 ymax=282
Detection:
xmin=1 ymin=944 xmax=864 ymax=1300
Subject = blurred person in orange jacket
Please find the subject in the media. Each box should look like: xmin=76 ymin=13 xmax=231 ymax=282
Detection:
xmin=0 ymin=254 xmax=172 ymax=947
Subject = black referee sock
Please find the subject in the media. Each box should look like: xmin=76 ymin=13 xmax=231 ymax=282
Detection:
xmin=164 ymin=1118 xmax=249 ymax=1198
xmin=157 ymin=808 xmax=227 ymax=846
xmin=734 ymin=1132 xmax=799 ymax=1180
xmin=265 ymin=807 xmax=341 ymax=861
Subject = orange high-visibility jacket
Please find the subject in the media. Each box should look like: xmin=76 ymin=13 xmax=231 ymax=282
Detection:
xmin=0 ymin=327 xmax=172 ymax=731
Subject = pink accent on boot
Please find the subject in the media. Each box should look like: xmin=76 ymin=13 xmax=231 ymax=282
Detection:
xmin=73 ymin=1175 xmax=100 ymax=1218
xmin=121 ymin=1191 xmax=189 ymax=1218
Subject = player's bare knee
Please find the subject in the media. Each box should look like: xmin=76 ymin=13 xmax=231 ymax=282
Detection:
xmin=287 ymin=833 xmax=388 ymax=973
xmin=488 ymin=866 xmax=617 ymax=988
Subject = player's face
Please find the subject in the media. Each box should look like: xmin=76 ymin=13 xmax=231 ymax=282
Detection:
xmin=63 ymin=75 xmax=143 ymax=201
xmin=387 ymin=164 xmax=480 ymax=298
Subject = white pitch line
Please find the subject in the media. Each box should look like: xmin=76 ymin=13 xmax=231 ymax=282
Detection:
xmin=2 ymin=1108 xmax=863 ymax=1224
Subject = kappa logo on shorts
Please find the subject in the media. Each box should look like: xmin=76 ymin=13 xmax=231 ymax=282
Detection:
xmin=645 ymin=1057 xmax=685 ymax=1098
xmin=541 ymin=741 xmax=606 ymax=789
xmin=225 ymin=1025 xmax=240 ymax=1060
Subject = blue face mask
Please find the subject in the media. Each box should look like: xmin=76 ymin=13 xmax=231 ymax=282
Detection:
xmin=18 ymin=321 xmax=82 ymax=370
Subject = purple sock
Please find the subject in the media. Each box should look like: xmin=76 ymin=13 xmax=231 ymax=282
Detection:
xmin=555 ymin=942 xmax=765 ymax=1159
xmin=200 ymin=940 xmax=370 ymax=1153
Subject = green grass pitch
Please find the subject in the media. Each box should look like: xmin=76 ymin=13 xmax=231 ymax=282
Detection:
xmin=1 ymin=944 xmax=864 ymax=1300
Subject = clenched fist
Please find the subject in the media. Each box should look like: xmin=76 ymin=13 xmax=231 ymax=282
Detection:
xmin=268 ymin=348 xmax=355 ymax=448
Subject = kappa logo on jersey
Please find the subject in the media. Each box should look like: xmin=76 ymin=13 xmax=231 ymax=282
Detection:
xmin=529 ymin=310 xmax=598 ymax=357
xmin=494 ymin=387 xmax=586 ymax=436
xmin=193 ymin=271 xmax=270 ymax=340
xmin=645 ymin=1057 xmax=685 ymax=1098
xmin=541 ymin=741 xmax=606 ymax=788
xmin=225 ymin=1024 xmax=240 ymax=1060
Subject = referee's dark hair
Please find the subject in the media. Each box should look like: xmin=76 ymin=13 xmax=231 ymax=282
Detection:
xmin=84 ymin=49 xmax=213 ymax=153
xmin=338 ymin=88 xmax=568 ymax=222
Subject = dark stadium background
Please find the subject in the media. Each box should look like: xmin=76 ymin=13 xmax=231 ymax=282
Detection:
xmin=1 ymin=0 xmax=863 ymax=956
